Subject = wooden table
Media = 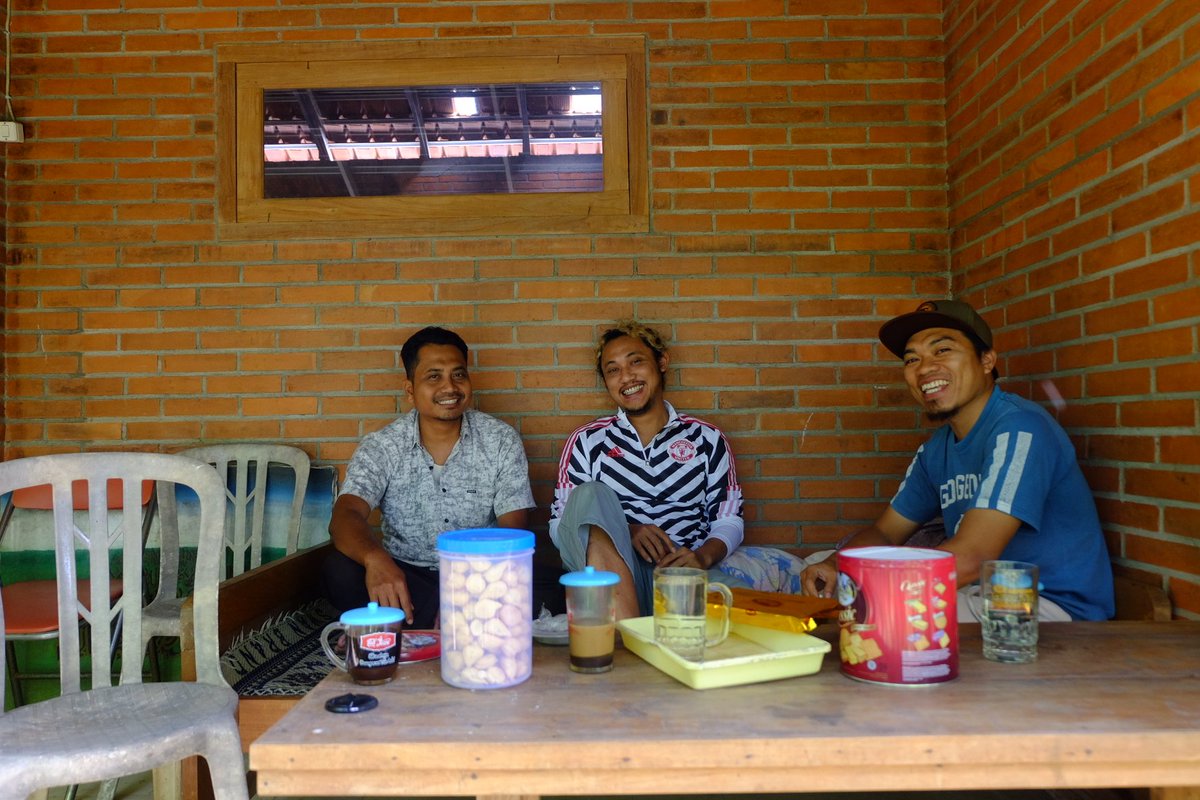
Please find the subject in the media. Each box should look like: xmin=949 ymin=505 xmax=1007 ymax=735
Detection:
xmin=251 ymin=621 xmax=1200 ymax=799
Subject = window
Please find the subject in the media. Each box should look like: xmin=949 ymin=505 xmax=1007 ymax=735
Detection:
xmin=262 ymin=82 xmax=605 ymax=200
xmin=217 ymin=37 xmax=648 ymax=238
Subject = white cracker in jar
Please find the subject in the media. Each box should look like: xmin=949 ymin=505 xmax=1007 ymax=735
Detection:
xmin=463 ymin=643 xmax=483 ymax=667
xmin=484 ymin=560 xmax=508 ymax=582
xmin=498 ymin=603 xmax=523 ymax=627
xmin=483 ymin=618 xmax=510 ymax=638
xmin=473 ymin=598 xmax=501 ymax=620
xmin=481 ymin=581 xmax=509 ymax=601
xmin=465 ymin=572 xmax=487 ymax=596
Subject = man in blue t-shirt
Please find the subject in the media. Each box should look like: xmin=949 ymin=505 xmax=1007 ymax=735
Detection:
xmin=801 ymin=299 xmax=1114 ymax=620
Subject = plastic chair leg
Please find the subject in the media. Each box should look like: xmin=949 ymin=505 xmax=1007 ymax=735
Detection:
xmin=201 ymin=728 xmax=251 ymax=800
xmin=95 ymin=777 xmax=122 ymax=800
xmin=4 ymin=641 xmax=24 ymax=707
xmin=152 ymin=760 xmax=182 ymax=800
xmin=148 ymin=637 xmax=163 ymax=682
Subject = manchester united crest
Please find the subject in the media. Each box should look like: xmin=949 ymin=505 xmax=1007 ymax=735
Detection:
xmin=668 ymin=439 xmax=696 ymax=463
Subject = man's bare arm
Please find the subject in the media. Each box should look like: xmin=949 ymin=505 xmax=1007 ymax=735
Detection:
xmin=329 ymin=493 xmax=414 ymax=620
xmin=937 ymin=508 xmax=1021 ymax=586
xmin=495 ymin=508 xmax=531 ymax=529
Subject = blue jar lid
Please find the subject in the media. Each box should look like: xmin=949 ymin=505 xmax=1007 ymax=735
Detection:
xmin=560 ymin=565 xmax=620 ymax=587
xmin=340 ymin=601 xmax=405 ymax=625
xmin=437 ymin=528 xmax=536 ymax=555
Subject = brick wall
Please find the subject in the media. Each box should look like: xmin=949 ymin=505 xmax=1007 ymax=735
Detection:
xmin=2 ymin=1 xmax=1196 ymax=615
xmin=945 ymin=0 xmax=1200 ymax=615
xmin=2 ymin=1 xmax=949 ymax=555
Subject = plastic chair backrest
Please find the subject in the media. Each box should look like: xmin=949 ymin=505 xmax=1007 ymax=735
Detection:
xmin=0 ymin=452 xmax=227 ymax=692
xmin=0 ymin=479 xmax=156 ymax=550
xmin=8 ymin=480 xmax=155 ymax=511
xmin=155 ymin=444 xmax=311 ymax=595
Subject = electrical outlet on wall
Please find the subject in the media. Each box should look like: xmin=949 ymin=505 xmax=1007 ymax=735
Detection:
xmin=0 ymin=121 xmax=25 ymax=143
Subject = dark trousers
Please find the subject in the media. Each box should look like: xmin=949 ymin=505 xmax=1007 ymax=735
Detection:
xmin=320 ymin=547 xmax=441 ymax=630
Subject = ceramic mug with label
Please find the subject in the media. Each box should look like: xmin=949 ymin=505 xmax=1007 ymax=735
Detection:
xmin=320 ymin=602 xmax=406 ymax=685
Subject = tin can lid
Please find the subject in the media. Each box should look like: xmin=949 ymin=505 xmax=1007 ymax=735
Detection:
xmin=838 ymin=545 xmax=953 ymax=562
xmin=340 ymin=601 xmax=405 ymax=625
xmin=559 ymin=565 xmax=620 ymax=587
xmin=437 ymin=527 xmax=536 ymax=555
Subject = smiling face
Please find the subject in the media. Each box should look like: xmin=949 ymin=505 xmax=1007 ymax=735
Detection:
xmin=600 ymin=334 xmax=669 ymax=418
xmin=903 ymin=327 xmax=996 ymax=436
xmin=404 ymin=343 xmax=472 ymax=423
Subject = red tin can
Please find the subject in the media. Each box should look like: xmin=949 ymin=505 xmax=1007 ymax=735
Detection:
xmin=836 ymin=546 xmax=957 ymax=686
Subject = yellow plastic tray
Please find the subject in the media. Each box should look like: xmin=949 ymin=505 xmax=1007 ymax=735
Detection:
xmin=617 ymin=616 xmax=831 ymax=690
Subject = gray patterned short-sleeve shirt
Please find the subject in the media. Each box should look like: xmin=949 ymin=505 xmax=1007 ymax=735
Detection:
xmin=340 ymin=409 xmax=535 ymax=568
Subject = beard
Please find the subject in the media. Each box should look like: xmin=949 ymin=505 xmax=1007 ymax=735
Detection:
xmin=925 ymin=407 xmax=958 ymax=423
xmin=622 ymin=397 xmax=656 ymax=417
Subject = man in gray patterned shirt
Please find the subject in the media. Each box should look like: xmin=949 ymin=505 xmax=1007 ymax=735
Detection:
xmin=322 ymin=326 xmax=535 ymax=628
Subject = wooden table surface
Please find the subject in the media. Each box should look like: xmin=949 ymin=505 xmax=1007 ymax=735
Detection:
xmin=250 ymin=621 xmax=1200 ymax=799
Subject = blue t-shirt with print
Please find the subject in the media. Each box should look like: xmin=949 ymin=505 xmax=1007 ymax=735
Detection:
xmin=890 ymin=387 xmax=1114 ymax=621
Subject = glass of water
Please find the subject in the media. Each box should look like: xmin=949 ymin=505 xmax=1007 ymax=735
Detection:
xmin=977 ymin=560 xmax=1039 ymax=663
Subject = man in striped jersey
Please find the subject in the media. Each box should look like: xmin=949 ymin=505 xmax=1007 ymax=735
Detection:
xmin=549 ymin=320 xmax=744 ymax=619
xmin=800 ymin=300 xmax=1113 ymax=621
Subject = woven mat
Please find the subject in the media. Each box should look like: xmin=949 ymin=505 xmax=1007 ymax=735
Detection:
xmin=221 ymin=598 xmax=339 ymax=697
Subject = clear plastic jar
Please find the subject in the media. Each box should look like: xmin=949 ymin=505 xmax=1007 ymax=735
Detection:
xmin=437 ymin=528 xmax=535 ymax=689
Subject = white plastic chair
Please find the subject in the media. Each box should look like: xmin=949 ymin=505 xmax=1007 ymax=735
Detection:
xmin=0 ymin=480 xmax=155 ymax=706
xmin=141 ymin=444 xmax=311 ymax=665
xmin=0 ymin=452 xmax=248 ymax=800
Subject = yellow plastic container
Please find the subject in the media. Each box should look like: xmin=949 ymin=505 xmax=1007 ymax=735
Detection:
xmin=617 ymin=616 xmax=831 ymax=690
xmin=711 ymin=602 xmax=819 ymax=634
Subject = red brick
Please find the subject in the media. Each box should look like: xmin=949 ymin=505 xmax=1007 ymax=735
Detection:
xmin=1113 ymin=255 xmax=1189 ymax=297
xmin=1157 ymin=361 xmax=1200 ymax=393
xmin=1085 ymin=301 xmax=1149 ymax=335
xmin=1122 ymin=400 xmax=1196 ymax=428
xmin=1117 ymin=325 xmax=1194 ymax=362
xmin=1086 ymin=367 xmax=1152 ymax=398
xmin=1161 ymin=436 xmax=1200 ymax=466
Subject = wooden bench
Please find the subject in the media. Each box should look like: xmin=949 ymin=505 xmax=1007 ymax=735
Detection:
xmin=1113 ymin=573 xmax=1172 ymax=621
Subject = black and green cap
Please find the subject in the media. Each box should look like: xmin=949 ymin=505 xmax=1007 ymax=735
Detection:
xmin=878 ymin=299 xmax=993 ymax=359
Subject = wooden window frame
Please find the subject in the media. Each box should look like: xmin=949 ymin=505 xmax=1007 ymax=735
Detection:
xmin=216 ymin=37 xmax=648 ymax=239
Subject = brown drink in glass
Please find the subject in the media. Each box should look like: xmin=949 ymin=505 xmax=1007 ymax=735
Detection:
xmin=560 ymin=566 xmax=620 ymax=674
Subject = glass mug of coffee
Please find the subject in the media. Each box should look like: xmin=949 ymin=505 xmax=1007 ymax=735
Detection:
xmin=560 ymin=566 xmax=621 ymax=673
xmin=320 ymin=602 xmax=406 ymax=685
xmin=652 ymin=567 xmax=733 ymax=662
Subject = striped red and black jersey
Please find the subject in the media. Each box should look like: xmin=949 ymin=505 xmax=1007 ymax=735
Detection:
xmin=549 ymin=402 xmax=744 ymax=551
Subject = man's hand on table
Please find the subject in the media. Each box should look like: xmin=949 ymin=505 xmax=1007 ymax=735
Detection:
xmin=364 ymin=550 xmax=415 ymax=623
